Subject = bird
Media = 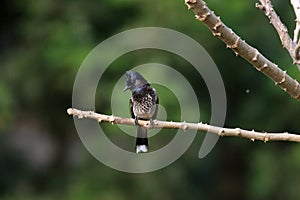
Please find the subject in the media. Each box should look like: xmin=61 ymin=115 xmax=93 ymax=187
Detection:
xmin=124 ymin=70 xmax=159 ymax=153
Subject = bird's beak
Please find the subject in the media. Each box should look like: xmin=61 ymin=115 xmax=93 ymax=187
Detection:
xmin=124 ymin=85 xmax=129 ymax=91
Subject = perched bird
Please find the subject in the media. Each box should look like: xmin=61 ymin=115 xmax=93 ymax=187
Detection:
xmin=124 ymin=70 xmax=159 ymax=153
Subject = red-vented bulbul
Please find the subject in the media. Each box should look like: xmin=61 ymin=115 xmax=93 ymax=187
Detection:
xmin=124 ymin=70 xmax=159 ymax=153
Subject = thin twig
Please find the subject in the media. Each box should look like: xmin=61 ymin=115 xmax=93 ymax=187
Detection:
xmin=185 ymin=0 xmax=300 ymax=100
xmin=67 ymin=108 xmax=300 ymax=142
xmin=291 ymin=0 xmax=300 ymax=43
xmin=291 ymin=0 xmax=300 ymax=70
xmin=256 ymin=0 xmax=300 ymax=69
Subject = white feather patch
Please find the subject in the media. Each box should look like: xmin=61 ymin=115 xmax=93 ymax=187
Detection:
xmin=136 ymin=145 xmax=148 ymax=153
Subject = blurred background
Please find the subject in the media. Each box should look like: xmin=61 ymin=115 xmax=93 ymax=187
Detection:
xmin=1 ymin=0 xmax=300 ymax=199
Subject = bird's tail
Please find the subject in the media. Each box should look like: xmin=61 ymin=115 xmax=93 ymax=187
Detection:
xmin=136 ymin=126 xmax=148 ymax=153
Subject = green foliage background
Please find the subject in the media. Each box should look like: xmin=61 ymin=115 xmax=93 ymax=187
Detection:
xmin=1 ymin=0 xmax=300 ymax=199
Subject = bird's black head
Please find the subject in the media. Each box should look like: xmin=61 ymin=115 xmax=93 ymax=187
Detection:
xmin=124 ymin=70 xmax=148 ymax=92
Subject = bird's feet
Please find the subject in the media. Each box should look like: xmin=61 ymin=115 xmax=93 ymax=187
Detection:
xmin=134 ymin=116 xmax=139 ymax=126
xmin=149 ymin=119 xmax=155 ymax=128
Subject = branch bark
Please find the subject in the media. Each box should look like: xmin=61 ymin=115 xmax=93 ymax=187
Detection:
xmin=185 ymin=0 xmax=300 ymax=101
xmin=67 ymin=108 xmax=300 ymax=142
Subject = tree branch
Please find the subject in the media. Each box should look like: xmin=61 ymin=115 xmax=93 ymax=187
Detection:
xmin=67 ymin=108 xmax=300 ymax=142
xmin=291 ymin=0 xmax=300 ymax=70
xmin=256 ymin=0 xmax=300 ymax=68
xmin=184 ymin=0 xmax=300 ymax=101
xmin=291 ymin=0 xmax=300 ymax=43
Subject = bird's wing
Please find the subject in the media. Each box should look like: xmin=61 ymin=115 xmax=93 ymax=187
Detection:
xmin=152 ymin=88 xmax=159 ymax=119
xmin=129 ymin=97 xmax=135 ymax=119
